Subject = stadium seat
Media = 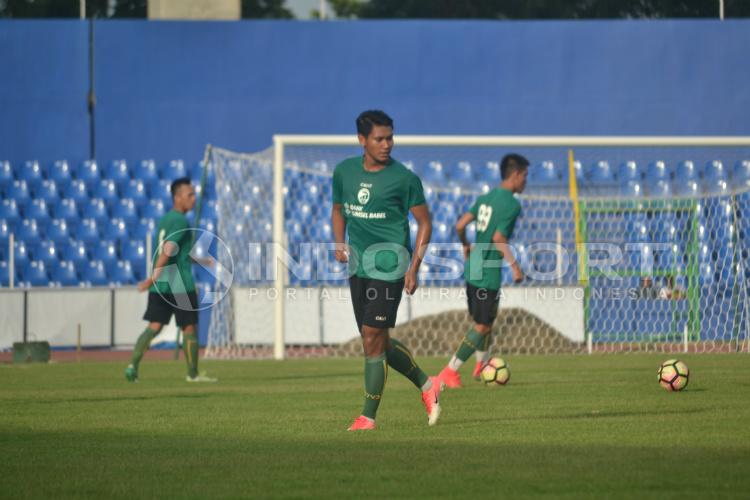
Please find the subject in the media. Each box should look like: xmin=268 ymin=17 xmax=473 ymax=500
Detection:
xmin=105 ymin=218 xmax=129 ymax=242
xmin=648 ymin=179 xmax=672 ymax=198
xmin=17 ymin=219 xmax=42 ymax=247
xmin=83 ymin=260 xmax=109 ymax=286
xmin=149 ymin=178 xmax=172 ymax=206
xmin=619 ymin=180 xmax=644 ymax=198
xmin=676 ymin=161 xmax=697 ymax=181
xmin=134 ymin=159 xmax=159 ymax=184
xmin=703 ymin=160 xmax=726 ymax=181
xmin=53 ymin=199 xmax=80 ymax=226
xmin=201 ymin=200 xmax=217 ymax=220
xmin=0 ymin=160 xmax=12 ymax=191
xmin=422 ymin=161 xmax=445 ymax=184
xmin=33 ymin=241 xmax=60 ymax=271
xmin=134 ymin=218 xmax=157 ymax=240
xmin=476 ymin=161 xmax=501 ymax=185
xmin=76 ymin=160 xmax=100 ymax=189
xmin=0 ymin=260 xmax=12 ymax=286
xmin=75 ymin=218 xmax=100 ymax=245
xmin=106 ymin=160 xmax=131 ymax=189
xmin=52 ymin=260 xmax=79 ymax=287
xmin=13 ymin=240 xmax=30 ymax=270
xmin=33 ymin=179 xmax=60 ymax=205
xmin=646 ymin=161 xmax=668 ymax=182
xmin=93 ymin=240 xmax=118 ymax=268
xmin=82 ymin=198 xmax=110 ymax=225
xmin=45 ymin=219 xmax=71 ymax=245
xmin=111 ymin=260 xmax=135 ymax=285
xmin=24 ymin=199 xmax=51 ymax=227
xmin=732 ymin=160 xmax=750 ymax=188
xmin=23 ymin=260 xmax=49 ymax=287
xmin=93 ymin=179 xmax=118 ymax=208
xmin=47 ymin=160 xmax=72 ymax=185
xmin=112 ymin=199 xmax=139 ymax=226
xmin=122 ymin=179 xmax=148 ymax=207
xmin=63 ymin=240 xmax=88 ymax=268
xmin=141 ymin=199 xmax=166 ymax=220
xmin=0 ymin=218 xmax=9 ymax=248
xmin=672 ymin=178 xmax=700 ymax=197
xmin=702 ymin=177 xmax=729 ymax=196
xmin=19 ymin=160 xmax=43 ymax=189
xmin=121 ymin=240 xmax=146 ymax=269
xmin=531 ymin=160 xmax=559 ymax=185
xmin=586 ymin=161 xmax=614 ymax=183
xmin=163 ymin=159 xmax=187 ymax=180
xmin=618 ymin=161 xmax=643 ymax=181
xmin=64 ymin=179 xmax=90 ymax=205
xmin=432 ymin=221 xmax=452 ymax=243
xmin=0 ymin=199 xmax=21 ymax=229
xmin=8 ymin=179 xmax=31 ymax=207
xmin=448 ymin=161 xmax=474 ymax=185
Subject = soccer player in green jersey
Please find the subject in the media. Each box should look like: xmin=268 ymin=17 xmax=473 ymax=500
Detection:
xmin=332 ymin=110 xmax=441 ymax=431
xmin=438 ymin=154 xmax=529 ymax=389
xmin=125 ymin=177 xmax=216 ymax=383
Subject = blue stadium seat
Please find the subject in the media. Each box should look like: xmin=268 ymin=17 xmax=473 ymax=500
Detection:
xmin=112 ymin=199 xmax=139 ymax=226
xmin=106 ymin=160 xmax=131 ymax=189
xmin=19 ymin=160 xmax=43 ymax=189
xmin=53 ymin=199 xmax=80 ymax=225
xmin=703 ymin=160 xmax=726 ymax=181
xmin=163 ymin=159 xmax=187 ymax=180
xmin=46 ymin=219 xmax=71 ymax=245
xmin=619 ymin=180 xmax=644 ymax=198
xmin=75 ymin=218 xmax=100 ymax=245
xmin=532 ymin=160 xmax=559 ymax=185
xmin=33 ymin=179 xmax=60 ymax=205
xmin=13 ymin=240 xmax=30 ymax=270
xmin=8 ymin=179 xmax=31 ymax=207
xmin=200 ymin=200 xmax=217 ymax=220
xmin=64 ymin=179 xmax=90 ymax=205
xmin=0 ymin=218 xmax=9 ymax=249
xmin=646 ymin=160 xmax=668 ymax=182
xmin=0 ymin=260 xmax=12 ymax=286
xmin=448 ymin=161 xmax=474 ymax=185
xmin=141 ymin=199 xmax=166 ymax=220
xmin=648 ymin=179 xmax=672 ymax=198
xmin=52 ymin=260 xmax=79 ymax=287
xmin=63 ymin=240 xmax=89 ymax=268
xmin=432 ymin=221 xmax=453 ymax=243
xmin=702 ymin=177 xmax=729 ymax=196
xmin=149 ymin=178 xmax=172 ymax=206
xmin=23 ymin=260 xmax=49 ymax=287
xmin=48 ymin=160 xmax=72 ymax=185
xmin=477 ymin=161 xmax=501 ymax=185
xmin=93 ymin=240 xmax=118 ymax=268
xmin=76 ymin=160 xmax=100 ymax=189
xmin=17 ymin=219 xmax=42 ymax=247
xmin=33 ymin=240 xmax=60 ymax=271
xmin=0 ymin=160 xmax=12 ymax=191
xmin=111 ymin=260 xmax=135 ymax=285
xmin=422 ymin=161 xmax=445 ymax=184
xmin=586 ymin=161 xmax=614 ymax=183
xmin=83 ymin=260 xmax=109 ymax=286
xmin=672 ymin=178 xmax=700 ymax=197
xmin=82 ymin=198 xmax=110 ymax=225
xmin=134 ymin=218 xmax=157 ymax=240
xmin=92 ymin=179 xmax=118 ymax=208
xmin=121 ymin=240 xmax=146 ymax=270
xmin=24 ymin=199 xmax=51 ymax=227
xmin=0 ymin=199 xmax=21 ymax=229
xmin=134 ymin=159 xmax=159 ymax=184
xmin=122 ymin=179 xmax=148 ymax=207
xmin=732 ymin=160 xmax=750 ymax=188
xmin=105 ymin=218 xmax=129 ymax=242
xmin=676 ymin=161 xmax=697 ymax=180
xmin=618 ymin=161 xmax=643 ymax=181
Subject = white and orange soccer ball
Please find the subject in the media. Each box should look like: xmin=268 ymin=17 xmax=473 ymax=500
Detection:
xmin=480 ymin=357 xmax=510 ymax=386
xmin=658 ymin=359 xmax=689 ymax=391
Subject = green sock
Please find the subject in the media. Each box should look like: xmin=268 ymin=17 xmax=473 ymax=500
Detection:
xmin=455 ymin=328 xmax=485 ymax=363
xmin=183 ymin=333 xmax=199 ymax=378
xmin=130 ymin=327 xmax=157 ymax=370
xmin=362 ymin=353 xmax=387 ymax=419
xmin=386 ymin=338 xmax=429 ymax=389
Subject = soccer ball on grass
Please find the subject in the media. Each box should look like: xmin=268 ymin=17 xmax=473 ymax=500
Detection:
xmin=480 ymin=357 xmax=510 ymax=386
xmin=658 ymin=359 xmax=689 ymax=391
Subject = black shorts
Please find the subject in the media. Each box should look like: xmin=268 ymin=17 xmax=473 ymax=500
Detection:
xmin=466 ymin=283 xmax=501 ymax=326
xmin=349 ymin=276 xmax=404 ymax=331
xmin=143 ymin=291 xmax=199 ymax=328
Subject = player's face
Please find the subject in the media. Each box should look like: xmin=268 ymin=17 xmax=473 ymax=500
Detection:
xmin=515 ymin=168 xmax=528 ymax=193
xmin=359 ymin=125 xmax=393 ymax=165
xmin=174 ymin=184 xmax=196 ymax=212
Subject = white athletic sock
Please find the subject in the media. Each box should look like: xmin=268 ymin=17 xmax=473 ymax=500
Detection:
xmin=448 ymin=355 xmax=463 ymax=371
xmin=420 ymin=378 xmax=433 ymax=392
xmin=475 ymin=351 xmax=488 ymax=364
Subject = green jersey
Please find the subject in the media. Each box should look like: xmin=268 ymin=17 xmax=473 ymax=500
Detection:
xmin=149 ymin=209 xmax=196 ymax=294
xmin=464 ymin=187 xmax=521 ymax=290
xmin=332 ymin=156 xmax=426 ymax=282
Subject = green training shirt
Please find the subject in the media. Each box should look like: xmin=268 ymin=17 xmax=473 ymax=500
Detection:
xmin=464 ymin=187 xmax=521 ymax=291
xmin=149 ymin=209 xmax=196 ymax=294
xmin=332 ymin=156 xmax=426 ymax=282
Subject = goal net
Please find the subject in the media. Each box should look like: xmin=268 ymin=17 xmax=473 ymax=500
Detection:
xmin=204 ymin=136 xmax=750 ymax=359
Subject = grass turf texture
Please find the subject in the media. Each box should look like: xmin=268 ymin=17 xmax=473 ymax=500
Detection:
xmin=1 ymin=355 xmax=749 ymax=499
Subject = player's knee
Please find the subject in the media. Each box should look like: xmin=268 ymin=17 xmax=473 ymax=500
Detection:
xmin=148 ymin=322 xmax=163 ymax=334
xmin=182 ymin=325 xmax=196 ymax=336
xmin=475 ymin=323 xmax=492 ymax=335
xmin=361 ymin=326 xmax=387 ymax=356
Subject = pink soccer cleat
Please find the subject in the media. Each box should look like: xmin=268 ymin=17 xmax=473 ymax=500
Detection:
xmin=438 ymin=366 xmax=462 ymax=389
xmin=347 ymin=416 xmax=376 ymax=431
xmin=472 ymin=361 xmax=485 ymax=381
xmin=421 ymin=377 xmax=442 ymax=426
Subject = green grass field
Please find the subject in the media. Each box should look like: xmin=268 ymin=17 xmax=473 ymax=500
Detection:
xmin=1 ymin=355 xmax=749 ymax=499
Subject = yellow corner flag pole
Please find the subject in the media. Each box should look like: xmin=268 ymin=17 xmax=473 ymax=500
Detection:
xmin=568 ymin=149 xmax=587 ymax=285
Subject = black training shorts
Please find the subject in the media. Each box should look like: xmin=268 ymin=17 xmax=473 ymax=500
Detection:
xmin=466 ymin=283 xmax=501 ymax=326
xmin=143 ymin=291 xmax=199 ymax=328
xmin=349 ymin=275 xmax=404 ymax=331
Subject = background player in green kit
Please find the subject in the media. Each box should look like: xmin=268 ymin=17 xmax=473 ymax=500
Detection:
xmin=125 ymin=177 xmax=216 ymax=383
xmin=438 ymin=154 xmax=529 ymax=389
xmin=332 ymin=110 xmax=442 ymax=431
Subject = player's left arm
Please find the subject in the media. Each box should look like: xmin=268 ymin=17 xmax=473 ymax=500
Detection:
xmin=405 ymin=203 xmax=431 ymax=295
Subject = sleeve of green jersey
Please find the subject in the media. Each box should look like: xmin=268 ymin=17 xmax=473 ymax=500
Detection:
xmin=332 ymin=165 xmax=343 ymax=204
xmin=406 ymin=173 xmax=426 ymax=208
xmin=494 ymin=203 xmax=521 ymax=239
xmin=165 ymin=215 xmax=189 ymax=243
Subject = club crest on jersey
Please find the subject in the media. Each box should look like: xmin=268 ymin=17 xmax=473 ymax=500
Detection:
xmin=357 ymin=188 xmax=370 ymax=205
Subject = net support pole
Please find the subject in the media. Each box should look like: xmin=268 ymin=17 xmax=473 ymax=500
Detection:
xmin=273 ymin=136 xmax=286 ymax=360
xmin=9 ymin=232 xmax=14 ymax=289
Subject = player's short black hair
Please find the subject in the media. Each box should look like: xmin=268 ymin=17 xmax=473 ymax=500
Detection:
xmin=500 ymin=154 xmax=530 ymax=180
xmin=170 ymin=177 xmax=192 ymax=198
xmin=356 ymin=110 xmax=394 ymax=137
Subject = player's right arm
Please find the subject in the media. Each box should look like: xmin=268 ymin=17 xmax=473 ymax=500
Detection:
xmin=137 ymin=241 xmax=176 ymax=292
xmin=455 ymin=211 xmax=475 ymax=260
xmin=492 ymin=230 xmax=523 ymax=283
